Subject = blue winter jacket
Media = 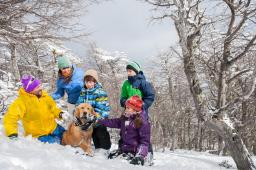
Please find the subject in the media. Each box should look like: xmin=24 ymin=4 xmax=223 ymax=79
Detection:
xmin=51 ymin=66 xmax=84 ymax=104
xmin=120 ymin=72 xmax=155 ymax=113
xmin=76 ymin=83 xmax=110 ymax=119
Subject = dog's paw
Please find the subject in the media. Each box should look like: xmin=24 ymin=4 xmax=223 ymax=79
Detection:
xmin=85 ymin=152 xmax=94 ymax=157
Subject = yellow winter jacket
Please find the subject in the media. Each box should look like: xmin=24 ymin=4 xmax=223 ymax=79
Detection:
xmin=3 ymin=88 xmax=62 ymax=138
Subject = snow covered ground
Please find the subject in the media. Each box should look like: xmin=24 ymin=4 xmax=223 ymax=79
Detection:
xmin=0 ymin=121 xmax=245 ymax=170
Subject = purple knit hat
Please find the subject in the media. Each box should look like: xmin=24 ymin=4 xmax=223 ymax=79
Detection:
xmin=21 ymin=75 xmax=41 ymax=93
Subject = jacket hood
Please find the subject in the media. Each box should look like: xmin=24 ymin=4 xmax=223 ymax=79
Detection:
xmin=128 ymin=71 xmax=146 ymax=84
xmin=19 ymin=88 xmax=47 ymax=98
xmin=137 ymin=71 xmax=146 ymax=80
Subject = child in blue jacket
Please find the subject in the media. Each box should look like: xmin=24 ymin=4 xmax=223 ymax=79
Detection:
xmin=76 ymin=69 xmax=111 ymax=151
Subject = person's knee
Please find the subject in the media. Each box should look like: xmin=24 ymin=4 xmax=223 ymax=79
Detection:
xmin=38 ymin=135 xmax=61 ymax=144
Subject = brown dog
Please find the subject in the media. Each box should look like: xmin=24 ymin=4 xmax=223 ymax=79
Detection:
xmin=62 ymin=103 xmax=97 ymax=156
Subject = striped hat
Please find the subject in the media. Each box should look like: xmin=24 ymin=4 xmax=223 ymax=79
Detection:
xmin=57 ymin=55 xmax=72 ymax=70
xmin=126 ymin=61 xmax=142 ymax=74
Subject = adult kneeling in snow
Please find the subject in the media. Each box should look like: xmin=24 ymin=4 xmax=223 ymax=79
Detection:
xmin=3 ymin=75 xmax=67 ymax=144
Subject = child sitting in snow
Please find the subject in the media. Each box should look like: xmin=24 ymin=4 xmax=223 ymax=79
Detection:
xmin=76 ymin=69 xmax=111 ymax=152
xmin=98 ymin=95 xmax=150 ymax=166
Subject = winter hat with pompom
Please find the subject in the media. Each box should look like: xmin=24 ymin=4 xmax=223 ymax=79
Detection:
xmin=57 ymin=55 xmax=72 ymax=70
xmin=21 ymin=75 xmax=41 ymax=93
xmin=125 ymin=95 xmax=143 ymax=112
xmin=126 ymin=61 xmax=142 ymax=74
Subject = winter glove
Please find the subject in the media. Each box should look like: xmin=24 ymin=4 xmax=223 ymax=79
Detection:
xmin=108 ymin=149 xmax=122 ymax=159
xmin=130 ymin=155 xmax=144 ymax=166
xmin=81 ymin=116 xmax=97 ymax=131
xmin=121 ymin=153 xmax=134 ymax=161
xmin=59 ymin=111 xmax=71 ymax=121
xmin=8 ymin=133 xmax=18 ymax=140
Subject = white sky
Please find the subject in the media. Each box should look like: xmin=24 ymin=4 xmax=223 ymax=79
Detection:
xmin=65 ymin=0 xmax=178 ymax=64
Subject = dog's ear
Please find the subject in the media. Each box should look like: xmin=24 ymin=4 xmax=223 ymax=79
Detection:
xmin=74 ymin=107 xmax=79 ymax=117
xmin=92 ymin=107 xmax=97 ymax=116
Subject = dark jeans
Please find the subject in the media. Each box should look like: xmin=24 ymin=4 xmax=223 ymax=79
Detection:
xmin=93 ymin=125 xmax=111 ymax=150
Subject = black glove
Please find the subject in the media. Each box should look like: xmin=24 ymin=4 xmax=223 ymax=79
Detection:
xmin=121 ymin=153 xmax=134 ymax=161
xmin=108 ymin=149 xmax=122 ymax=159
xmin=8 ymin=133 xmax=18 ymax=140
xmin=81 ymin=117 xmax=97 ymax=131
xmin=81 ymin=123 xmax=92 ymax=131
xmin=130 ymin=156 xmax=144 ymax=166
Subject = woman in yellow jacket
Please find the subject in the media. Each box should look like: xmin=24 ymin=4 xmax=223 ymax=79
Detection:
xmin=3 ymin=75 xmax=65 ymax=144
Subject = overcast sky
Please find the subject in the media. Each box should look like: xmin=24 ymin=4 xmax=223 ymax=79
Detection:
xmin=65 ymin=0 xmax=178 ymax=64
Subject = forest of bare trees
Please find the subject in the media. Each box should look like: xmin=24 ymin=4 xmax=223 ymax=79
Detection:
xmin=144 ymin=0 xmax=256 ymax=169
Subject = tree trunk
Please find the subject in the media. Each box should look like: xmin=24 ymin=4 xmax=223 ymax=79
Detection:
xmin=217 ymin=136 xmax=224 ymax=155
xmin=10 ymin=43 xmax=20 ymax=82
xmin=187 ymin=116 xmax=192 ymax=150
xmin=199 ymin=124 xmax=204 ymax=151
xmin=51 ymin=50 xmax=57 ymax=90
xmin=33 ymin=51 xmax=44 ymax=79
xmin=160 ymin=122 xmax=168 ymax=149
xmin=207 ymin=119 xmax=256 ymax=170
xmin=252 ymin=142 xmax=256 ymax=155
xmin=170 ymin=122 xmax=176 ymax=151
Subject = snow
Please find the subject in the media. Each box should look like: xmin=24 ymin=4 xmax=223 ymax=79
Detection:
xmin=94 ymin=48 xmax=128 ymax=62
xmin=45 ymin=41 xmax=81 ymax=64
xmin=221 ymin=116 xmax=233 ymax=130
xmin=0 ymin=119 xmax=245 ymax=170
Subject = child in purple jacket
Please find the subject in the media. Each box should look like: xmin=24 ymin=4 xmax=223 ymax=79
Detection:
xmin=98 ymin=95 xmax=150 ymax=166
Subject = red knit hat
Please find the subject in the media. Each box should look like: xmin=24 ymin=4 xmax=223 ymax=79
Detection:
xmin=125 ymin=95 xmax=143 ymax=112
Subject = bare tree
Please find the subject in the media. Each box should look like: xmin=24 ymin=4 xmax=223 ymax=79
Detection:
xmin=145 ymin=0 xmax=256 ymax=169
xmin=0 ymin=0 xmax=92 ymax=82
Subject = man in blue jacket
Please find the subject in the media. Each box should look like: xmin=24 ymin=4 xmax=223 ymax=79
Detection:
xmin=51 ymin=55 xmax=84 ymax=114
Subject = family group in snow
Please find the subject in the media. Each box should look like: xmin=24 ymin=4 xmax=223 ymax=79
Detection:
xmin=3 ymin=55 xmax=155 ymax=166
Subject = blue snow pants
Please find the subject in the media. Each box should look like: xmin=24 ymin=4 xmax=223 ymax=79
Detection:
xmin=38 ymin=124 xmax=65 ymax=144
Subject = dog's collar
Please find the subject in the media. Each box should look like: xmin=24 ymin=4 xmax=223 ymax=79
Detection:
xmin=74 ymin=117 xmax=83 ymax=126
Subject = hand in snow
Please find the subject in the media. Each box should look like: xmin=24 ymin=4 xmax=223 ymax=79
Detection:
xmin=108 ymin=149 xmax=122 ymax=159
xmin=130 ymin=155 xmax=144 ymax=166
xmin=8 ymin=134 xmax=18 ymax=140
